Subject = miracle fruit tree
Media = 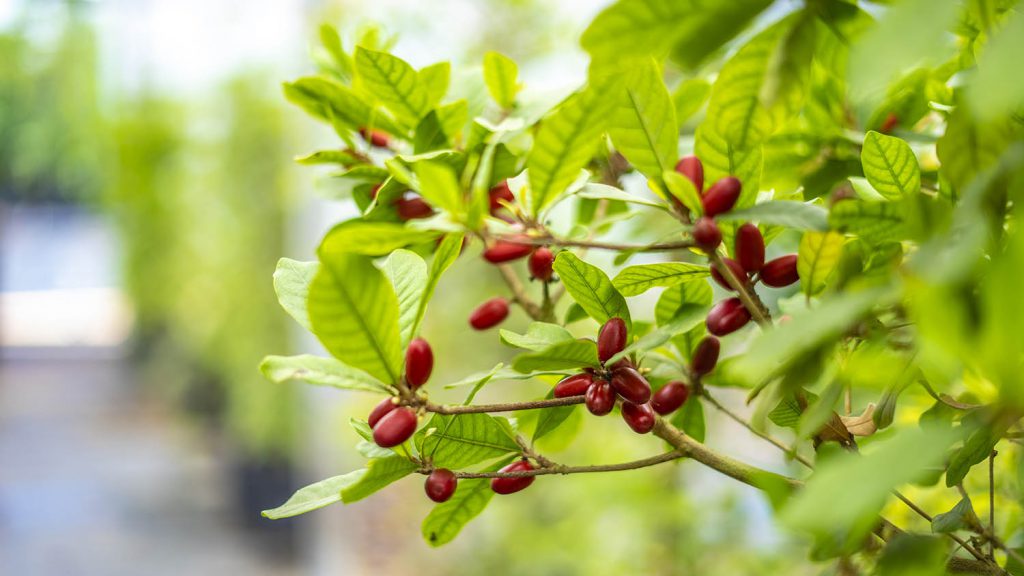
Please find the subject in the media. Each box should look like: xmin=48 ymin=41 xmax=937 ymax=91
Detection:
xmin=260 ymin=0 xmax=1024 ymax=573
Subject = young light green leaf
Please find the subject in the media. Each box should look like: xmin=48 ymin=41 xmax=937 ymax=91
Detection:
xmin=436 ymin=100 xmax=469 ymax=143
xmin=418 ymin=61 xmax=450 ymax=108
xmin=673 ymin=78 xmax=711 ymax=127
xmin=413 ymin=160 xmax=463 ymax=215
xmin=383 ymin=250 xmax=428 ymax=347
xmin=694 ymin=124 xmax=762 ymax=209
xmin=483 ymin=51 xmax=520 ymax=109
xmin=655 ymin=281 xmax=713 ymax=325
xmin=512 ymin=339 xmax=602 ymax=373
xmin=410 ymin=233 xmax=463 ymax=338
xmin=309 ymin=253 xmax=403 ymax=383
xmin=355 ymin=47 xmax=429 ymax=128
xmin=829 ymin=199 xmax=906 ymax=245
xmin=607 ymin=58 xmax=678 ymax=181
xmin=861 ymin=131 xmax=920 ymax=200
xmin=262 ymin=471 xmax=364 ymax=519
xmin=553 ymin=251 xmax=632 ymax=330
xmin=500 ymin=322 xmax=574 ymax=351
xmin=413 ymin=112 xmax=451 ymax=154
xmin=575 ymin=183 xmax=668 ymax=210
xmin=418 ymin=413 xmax=520 ymax=469
xmin=612 ymin=262 xmax=710 ymax=297
xmin=717 ymin=201 xmax=829 ymax=231
xmin=341 ymin=456 xmax=418 ymax=503
xmin=273 ymin=258 xmax=318 ymax=331
xmin=605 ymin=311 xmax=706 ymax=367
xmin=798 ymin=231 xmax=844 ymax=296
xmin=527 ymin=86 xmax=616 ymax=214
xmin=260 ymin=354 xmax=391 ymax=394
xmin=663 ymin=170 xmax=703 ymax=215
xmin=320 ymin=219 xmax=440 ymax=257
xmin=283 ymin=77 xmax=393 ymax=133
xmin=295 ymin=150 xmax=362 ymax=167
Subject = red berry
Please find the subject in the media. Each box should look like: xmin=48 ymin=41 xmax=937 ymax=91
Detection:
xmin=359 ymin=127 xmax=390 ymax=148
xmin=370 ymin=183 xmax=382 ymax=199
xmin=609 ymin=357 xmax=635 ymax=371
xmin=760 ymin=255 xmax=800 ymax=287
xmin=405 ymin=338 xmax=433 ymax=389
xmin=692 ymin=217 xmax=722 ymax=253
xmin=425 ymin=468 xmax=457 ymax=503
xmin=706 ymin=298 xmax=751 ymax=336
xmin=598 ymin=317 xmax=628 ymax=364
xmin=372 ymin=407 xmax=418 ymax=448
xmin=483 ymin=240 xmax=533 ymax=263
xmin=702 ymin=177 xmax=741 ymax=217
xmin=469 ymin=297 xmax=510 ymax=330
xmin=621 ymin=401 xmax=656 ymax=434
xmin=610 ymin=366 xmax=652 ymax=404
xmin=585 ymin=378 xmax=616 ymax=416
xmin=691 ymin=337 xmax=720 ymax=376
xmin=395 ymin=195 xmax=434 ymax=220
xmin=735 ymin=223 xmax=765 ymax=273
xmin=489 ymin=181 xmax=515 ymax=213
xmin=675 ymin=155 xmax=704 ymax=193
xmin=491 ymin=460 xmax=535 ymax=495
xmin=528 ymin=247 xmax=555 ymax=282
xmin=880 ymin=112 xmax=899 ymax=134
xmin=367 ymin=397 xmax=397 ymax=429
xmin=650 ymin=382 xmax=689 ymax=416
xmin=554 ymin=373 xmax=593 ymax=398
xmin=710 ymin=257 xmax=748 ymax=291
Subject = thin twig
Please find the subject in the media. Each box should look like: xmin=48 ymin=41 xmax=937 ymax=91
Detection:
xmin=990 ymin=451 xmax=996 ymax=560
xmin=702 ymin=390 xmax=813 ymax=468
xmin=493 ymin=233 xmax=694 ymax=253
xmin=420 ymin=396 xmax=584 ymax=414
xmin=423 ymin=450 xmax=685 ymax=478
xmin=495 ymin=262 xmax=545 ymax=320
xmin=707 ymin=251 xmax=772 ymax=325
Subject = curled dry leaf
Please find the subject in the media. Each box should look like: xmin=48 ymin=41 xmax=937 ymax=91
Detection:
xmin=840 ymin=403 xmax=878 ymax=437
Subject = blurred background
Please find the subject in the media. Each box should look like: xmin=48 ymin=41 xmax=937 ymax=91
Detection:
xmin=0 ymin=0 xmax=845 ymax=574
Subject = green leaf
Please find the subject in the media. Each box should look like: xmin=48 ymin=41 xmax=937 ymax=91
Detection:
xmin=607 ymin=58 xmax=678 ymax=181
xmin=717 ymin=201 xmax=829 ymax=231
xmin=768 ymin=395 xmax=806 ymax=429
xmin=418 ymin=61 xmax=450 ymax=108
xmin=553 ymin=251 xmax=632 ymax=331
xmin=320 ymin=219 xmax=440 ymax=257
xmin=422 ymin=468 xmax=501 ymax=547
xmin=671 ymin=395 xmax=705 ymax=442
xmin=655 ymin=281 xmax=713 ymax=325
xmin=295 ymin=150 xmax=362 ymax=166
xmin=262 ymin=471 xmax=364 ymax=519
xmin=861 ymin=131 xmax=920 ymax=200
xmin=782 ymin=427 xmax=962 ymax=545
xmin=260 ymin=354 xmax=391 ymax=394
xmin=413 ymin=112 xmax=451 ymax=154
xmin=512 ymin=339 xmax=602 ymax=373
xmin=283 ymin=77 xmax=401 ymax=134
xmin=673 ymin=78 xmax=711 ymax=127
xmin=946 ymin=417 xmax=1012 ymax=487
xmin=341 ymin=456 xmax=418 ymax=503
xmin=418 ymin=413 xmax=520 ymax=469
xmin=798 ymin=231 xmax=844 ymax=297
xmin=355 ymin=47 xmax=429 ymax=128
xmin=936 ymin=108 xmax=1019 ymax=193
xmin=605 ymin=311 xmax=706 ymax=367
xmin=694 ymin=124 xmax=762 ymax=209
xmin=533 ymin=401 xmax=578 ymax=442
xmin=383 ymin=250 xmax=428 ymax=347
xmin=413 ymin=160 xmax=463 ymax=215
xmin=527 ymin=86 xmax=616 ymax=214
xmin=500 ymin=322 xmax=574 ymax=351
xmin=483 ymin=51 xmax=520 ymax=109
xmin=309 ymin=253 xmax=403 ymax=383
xmin=931 ymin=498 xmax=977 ymax=534
xmin=410 ymin=233 xmax=462 ymax=337
xmin=967 ymin=8 xmax=1024 ymax=122
xmin=829 ymin=200 xmax=906 ymax=245
xmin=613 ymin=262 xmax=710 ymax=297
xmin=663 ymin=171 xmax=704 ymax=215
xmin=273 ymin=258 xmax=318 ymax=331
xmin=575 ymin=183 xmax=669 ymax=210
xmin=436 ymin=100 xmax=469 ymax=143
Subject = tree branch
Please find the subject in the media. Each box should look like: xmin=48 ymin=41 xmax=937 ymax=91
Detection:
xmin=495 ymin=262 xmax=546 ymax=320
xmin=419 ymin=396 xmax=584 ymax=414
xmin=424 ymin=451 xmax=685 ymax=478
xmin=493 ymin=233 xmax=695 ymax=253
xmin=707 ymin=251 xmax=772 ymax=326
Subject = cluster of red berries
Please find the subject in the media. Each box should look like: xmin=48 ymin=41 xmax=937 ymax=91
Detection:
xmin=674 ymin=156 xmax=800 ymax=336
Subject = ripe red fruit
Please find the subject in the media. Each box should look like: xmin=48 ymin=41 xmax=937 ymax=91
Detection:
xmin=675 ymin=155 xmax=704 ymax=193
xmin=554 ymin=373 xmax=593 ymax=398
xmin=395 ymin=195 xmax=434 ymax=220
xmin=610 ymin=366 xmax=652 ymax=404
xmin=491 ymin=460 xmax=535 ymax=495
xmin=489 ymin=181 xmax=515 ymax=213
xmin=710 ymin=257 xmax=748 ymax=291
xmin=692 ymin=217 xmax=722 ymax=252
xmin=609 ymin=356 xmax=635 ymax=371
xmin=483 ymin=240 xmax=533 ymax=263
xmin=425 ymin=468 xmax=457 ymax=503
xmin=367 ymin=397 xmax=397 ymax=429
xmin=702 ymin=177 xmax=741 ymax=217
xmin=372 ymin=407 xmax=418 ymax=448
xmin=691 ymin=337 xmax=720 ymax=376
xmin=585 ymin=378 xmax=616 ymax=416
xmin=621 ymin=401 xmax=656 ymax=434
xmin=370 ymin=183 xmax=382 ymax=199
xmin=359 ymin=127 xmax=390 ymax=148
xmin=528 ymin=247 xmax=555 ymax=282
xmin=650 ymin=381 xmax=689 ymax=416
xmin=598 ymin=317 xmax=628 ymax=363
xmin=880 ymin=112 xmax=899 ymax=134
xmin=760 ymin=255 xmax=800 ymax=287
xmin=706 ymin=298 xmax=752 ymax=336
xmin=405 ymin=338 xmax=433 ymax=389
xmin=735 ymin=223 xmax=765 ymax=273
xmin=469 ymin=297 xmax=510 ymax=330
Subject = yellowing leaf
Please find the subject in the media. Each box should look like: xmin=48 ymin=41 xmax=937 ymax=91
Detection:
xmin=798 ymin=231 xmax=844 ymax=296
